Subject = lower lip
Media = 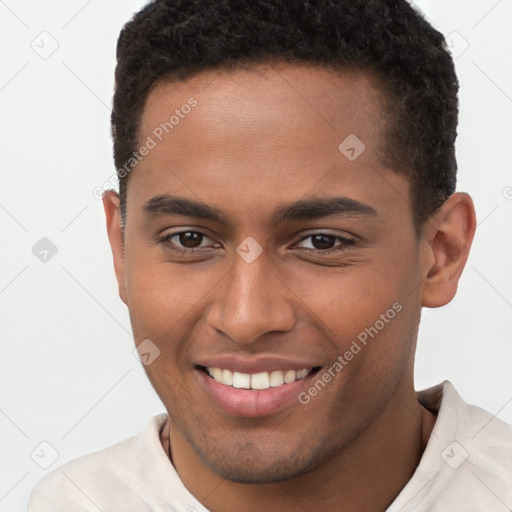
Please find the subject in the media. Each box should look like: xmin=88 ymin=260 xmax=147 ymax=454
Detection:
xmin=197 ymin=369 xmax=318 ymax=418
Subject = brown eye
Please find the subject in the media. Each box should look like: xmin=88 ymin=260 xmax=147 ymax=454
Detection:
xmin=310 ymin=234 xmax=336 ymax=250
xmin=179 ymin=231 xmax=204 ymax=248
xmin=295 ymin=233 xmax=355 ymax=252
xmin=159 ymin=230 xmax=221 ymax=253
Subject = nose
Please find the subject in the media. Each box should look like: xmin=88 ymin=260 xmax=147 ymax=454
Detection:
xmin=205 ymin=252 xmax=296 ymax=345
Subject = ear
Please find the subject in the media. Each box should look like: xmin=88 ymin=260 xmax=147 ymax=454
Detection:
xmin=103 ymin=190 xmax=128 ymax=305
xmin=420 ymin=192 xmax=476 ymax=308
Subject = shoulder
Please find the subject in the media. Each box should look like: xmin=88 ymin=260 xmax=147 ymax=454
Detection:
xmin=28 ymin=414 xmax=168 ymax=512
xmin=436 ymin=383 xmax=512 ymax=508
xmin=391 ymin=382 xmax=512 ymax=511
xmin=452 ymin=384 xmax=512 ymax=489
xmin=426 ymin=381 xmax=512 ymax=470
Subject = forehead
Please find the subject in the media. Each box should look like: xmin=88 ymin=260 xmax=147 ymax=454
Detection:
xmin=129 ymin=63 xmax=408 ymax=227
xmin=141 ymin=63 xmax=387 ymax=148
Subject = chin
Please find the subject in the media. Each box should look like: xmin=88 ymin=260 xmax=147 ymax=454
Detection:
xmin=192 ymin=437 xmax=331 ymax=484
xmin=205 ymin=457 xmax=315 ymax=484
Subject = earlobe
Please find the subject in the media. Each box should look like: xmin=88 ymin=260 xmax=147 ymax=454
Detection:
xmin=421 ymin=193 xmax=476 ymax=308
xmin=102 ymin=190 xmax=128 ymax=305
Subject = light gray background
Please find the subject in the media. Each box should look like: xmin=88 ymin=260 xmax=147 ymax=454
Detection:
xmin=1 ymin=1 xmax=511 ymax=511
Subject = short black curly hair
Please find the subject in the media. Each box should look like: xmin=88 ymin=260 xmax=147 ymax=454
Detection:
xmin=112 ymin=0 xmax=459 ymax=228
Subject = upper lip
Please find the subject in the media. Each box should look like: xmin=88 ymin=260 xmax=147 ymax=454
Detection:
xmin=196 ymin=355 xmax=321 ymax=374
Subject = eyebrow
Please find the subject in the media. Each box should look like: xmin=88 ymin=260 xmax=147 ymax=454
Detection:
xmin=143 ymin=194 xmax=378 ymax=224
xmin=144 ymin=195 xmax=226 ymax=223
xmin=273 ymin=196 xmax=378 ymax=222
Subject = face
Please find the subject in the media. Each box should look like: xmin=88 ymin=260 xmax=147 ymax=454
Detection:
xmin=109 ymin=64 xmax=434 ymax=483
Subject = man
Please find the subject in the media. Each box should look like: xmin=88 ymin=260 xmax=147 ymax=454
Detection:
xmin=29 ymin=0 xmax=511 ymax=510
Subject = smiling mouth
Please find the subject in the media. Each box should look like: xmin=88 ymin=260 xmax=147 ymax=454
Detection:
xmin=199 ymin=366 xmax=321 ymax=390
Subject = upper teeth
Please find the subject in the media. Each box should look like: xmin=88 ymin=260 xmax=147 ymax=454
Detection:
xmin=206 ymin=368 xmax=312 ymax=390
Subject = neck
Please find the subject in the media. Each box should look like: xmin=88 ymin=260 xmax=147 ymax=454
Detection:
xmin=169 ymin=383 xmax=436 ymax=512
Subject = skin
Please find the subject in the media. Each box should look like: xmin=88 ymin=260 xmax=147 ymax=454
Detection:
xmin=103 ymin=64 xmax=476 ymax=511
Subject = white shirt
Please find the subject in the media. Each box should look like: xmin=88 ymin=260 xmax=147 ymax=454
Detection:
xmin=28 ymin=381 xmax=512 ymax=511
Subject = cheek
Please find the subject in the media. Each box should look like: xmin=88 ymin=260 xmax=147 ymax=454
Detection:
xmin=288 ymin=264 xmax=401 ymax=329
xmin=124 ymin=258 xmax=244 ymax=364
xmin=123 ymin=252 xmax=212 ymax=338
xmin=287 ymin=254 xmax=420 ymax=369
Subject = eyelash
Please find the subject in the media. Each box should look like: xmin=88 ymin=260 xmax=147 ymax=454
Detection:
xmin=158 ymin=230 xmax=356 ymax=255
xmin=295 ymin=233 xmax=356 ymax=253
xmin=158 ymin=230 xmax=218 ymax=255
